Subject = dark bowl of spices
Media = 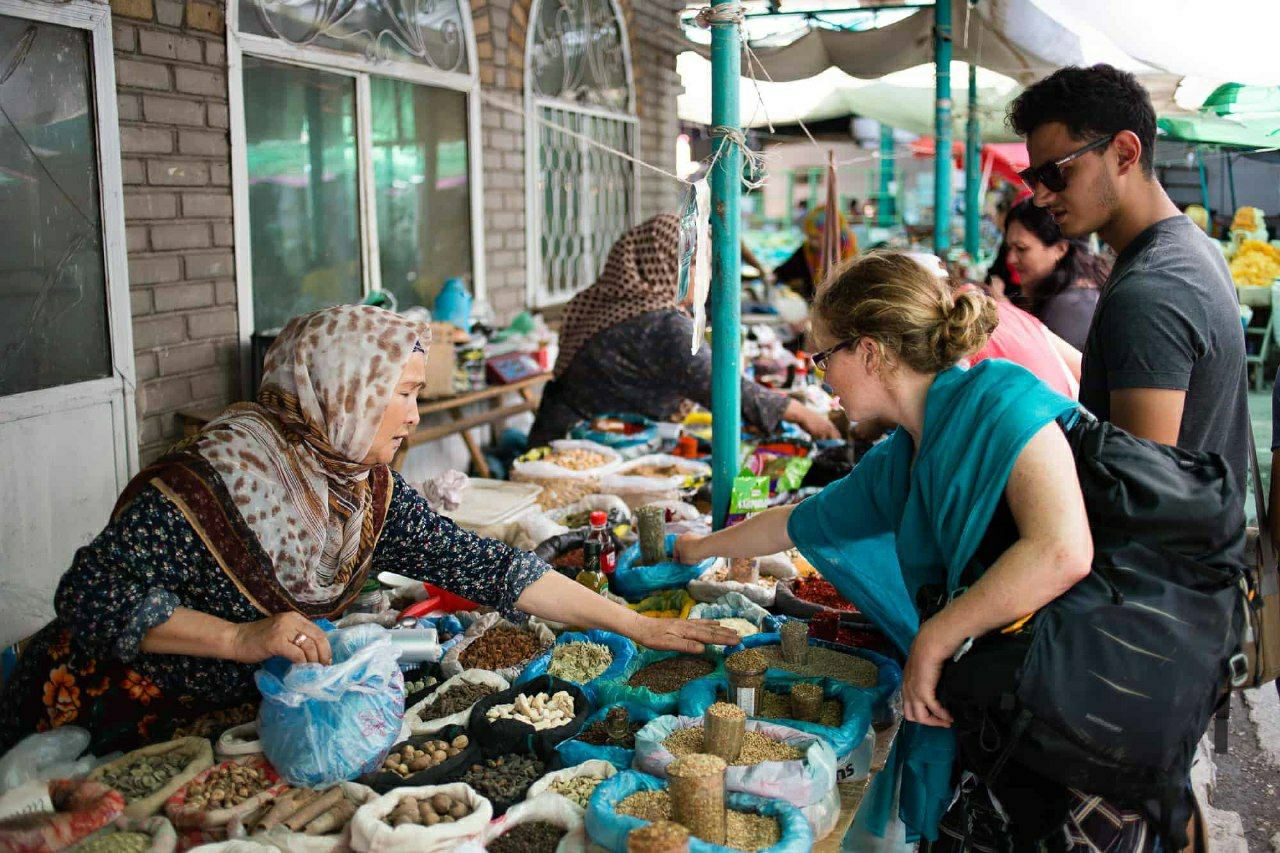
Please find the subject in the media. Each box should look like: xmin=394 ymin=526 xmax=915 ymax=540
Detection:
xmin=413 ymin=676 xmax=502 ymax=724
xmin=469 ymin=675 xmax=591 ymax=759
xmin=458 ymin=754 xmax=548 ymax=816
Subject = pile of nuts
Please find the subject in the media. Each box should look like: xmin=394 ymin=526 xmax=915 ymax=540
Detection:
xmin=545 ymin=448 xmax=610 ymax=471
xmin=485 ymin=691 xmax=575 ymax=730
xmin=418 ymin=681 xmax=498 ymax=722
xmin=459 ymin=627 xmax=545 ymax=671
xmin=547 ymin=641 xmax=614 ymax=683
xmin=181 ymin=763 xmax=272 ymax=810
xmin=405 ymin=674 xmax=438 ymax=697
xmin=385 ymin=791 xmax=472 ymax=827
xmin=95 ymin=748 xmax=194 ymax=803
xmin=626 ymin=656 xmax=716 ymax=693
xmin=460 ymin=755 xmax=545 ymax=805
xmin=662 ymin=727 xmax=803 ymax=766
xmin=252 ymin=786 xmax=359 ymax=836
xmin=380 ymin=734 xmax=470 ymax=777
xmin=487 ymin=820 xmax=569 ymax=853
xmin=548 ymin=775 xmax=604 ymax=808
xmin=715 ymin=618 xmax=760 ymax=640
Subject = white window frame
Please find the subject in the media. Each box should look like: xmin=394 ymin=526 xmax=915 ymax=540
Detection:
xmin=524 ymin=0 xmax=639 ymax=309
xmin=0 ymin=0 xmax=138 ymax=479
xmin=226 ymin=0 xmax=486 ymax=391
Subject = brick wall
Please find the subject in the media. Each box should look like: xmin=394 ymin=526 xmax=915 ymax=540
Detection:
xmin=111 ymin=0 xmax=238 ymax=465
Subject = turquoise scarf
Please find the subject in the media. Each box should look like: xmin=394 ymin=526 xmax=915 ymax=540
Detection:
xmin=787 ymin=360 xmax=1077 ymax=846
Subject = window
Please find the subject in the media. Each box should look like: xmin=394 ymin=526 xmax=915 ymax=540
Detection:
xmin=231 ymin=0 xmax=480 ymax=336
xmin=526 ymin=0 xmax=636 ymax=307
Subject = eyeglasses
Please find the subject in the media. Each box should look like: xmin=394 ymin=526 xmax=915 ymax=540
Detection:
xmin=812 ymin=340 xmax=855 ymax=371
xmin=1018 ymin=133 xmax=1116 ymax=193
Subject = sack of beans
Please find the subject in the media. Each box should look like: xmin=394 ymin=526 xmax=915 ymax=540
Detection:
xmin=165 ymin=756 xmax=287 ymax=834
xmin=600 ymin=455 xmax=712 ymax=509
xmin=511 ymin=440 xmax=623 ymax=510
xmin=0 ymin=780 xmax=125 ymax=851
xmin=584 ymin=770 xmax=814 ymax=853
xmin=687 ymin=553 xmax=797 ymax=608
xmin=441 ymin=613 xmax=555 ymax=683
xmin=244 ymin=781 xmax=377 ymax=852
xmin=679 ymin=673 xmax=882 ymax=782
xmin=688 ymin=593 xmax=787 ymax=648
xmin=88 ymin=736 xmax=214 ymax=819
xmin=594 ymin=649 xmax=723 ymax=715
xmin=555 ymin=702 xmax=663 ymax=771
xmin=524 ymin=759 xmax=619 ymax=814
xmin=632 ymin=715 xmax=840 ymax=840
xmin=65 ymin=814 xmax=178 ymax=853
xmin=256 ymin=625 xmax=405 ymax=788
xmin=358 ymin=726 xmax=480 ymax=794
xmin=611 ymin=535 xmax=721 ymax=603
xmin=405 ymin=669 xmax=509 ymax=737
xmin=348 ymin=782 xmax=492 ymax=853
xmin=454 ymin=793 xmax=587 ymax=853
xmin=516 ymin=630 xmax=638 ymax=703
xmin=468 ymin=675 xmax=591 ymax=761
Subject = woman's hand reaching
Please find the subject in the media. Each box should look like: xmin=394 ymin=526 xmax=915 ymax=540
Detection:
xmin=225 ymin=612 xmax=333 ymax=666
xmin=626 ymin=615 xmax=741 ymax=654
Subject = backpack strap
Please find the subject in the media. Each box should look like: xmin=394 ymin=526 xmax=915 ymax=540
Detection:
xmin=1249 ymin=427 xmax=1279 ymax=593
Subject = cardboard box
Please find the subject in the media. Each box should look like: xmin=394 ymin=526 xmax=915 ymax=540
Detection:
xmin=421 ymin=321 xmax=458 ymax=399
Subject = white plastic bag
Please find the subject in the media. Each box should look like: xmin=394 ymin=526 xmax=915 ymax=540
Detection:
xmin=404 ymin=669 xmax=510 ymax=737
xmin=599 ymin=455 xmax=711 ymax=510
xmin=454 ymin=794 xmax=587 ymax=853
xmin=0 ymin=728 xmax=93 ymax=794
xmin=524 ymin=760 xmax=618 ymax=816
xmin=349 ymin=783 xmax=492 ymax=853
xmin=440 ymin=613 xmax=554 ymax=682
xmin=511 ymin=440 xmax=623 ymax=509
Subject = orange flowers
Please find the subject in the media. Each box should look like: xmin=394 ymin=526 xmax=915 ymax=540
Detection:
xmin=121 ymin=670 xmax=161 ymax=705
xmin=47 ymin=630 xmax=71 ymax=661
xmin=42 ymin=666 xmax=80 ymax=728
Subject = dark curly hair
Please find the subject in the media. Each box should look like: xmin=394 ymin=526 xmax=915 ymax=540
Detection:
xmin=1008 ymin=64 xmax=1157 ymax=176
xmin=1004 ymin=199 xmax=1111 ymax=315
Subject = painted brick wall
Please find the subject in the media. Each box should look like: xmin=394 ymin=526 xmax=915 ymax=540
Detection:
xmin=110 ymin=0 xmax=238 ymax=465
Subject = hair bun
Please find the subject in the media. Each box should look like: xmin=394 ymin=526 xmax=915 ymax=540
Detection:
xmin=937 ymin=289 xmax=997 ymax=363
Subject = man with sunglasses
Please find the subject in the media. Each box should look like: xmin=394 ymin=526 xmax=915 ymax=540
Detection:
xmin=1010 ymin=64 xmax=1248 ymax=497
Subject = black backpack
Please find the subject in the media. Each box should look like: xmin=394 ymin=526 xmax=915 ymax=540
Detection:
xmin=933 ymin=412 xmax=1248 ymax=849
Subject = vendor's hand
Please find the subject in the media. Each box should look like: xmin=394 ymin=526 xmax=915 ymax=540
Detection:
xmin=673 ymin=533 xmax=707 ymax=566
xmin=628 ymin=615 xmax=741 ymax=653
xmin=226 ymin=612 xmax=333 ymax=666
xmin=901 ymin=622 xmax=956 ymax=728
xmin=799 ymin=409 xmax=842 ymax=441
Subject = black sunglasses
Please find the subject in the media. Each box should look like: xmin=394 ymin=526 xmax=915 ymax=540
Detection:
xmin=812 ymin=340 xmax=856 ymax=371
xmin=1018 ymin=133 xmax=1116 ymax=193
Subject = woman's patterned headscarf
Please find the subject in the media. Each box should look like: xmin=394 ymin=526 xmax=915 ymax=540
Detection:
xmin=552 ymin=214 xmax=682 ymax=379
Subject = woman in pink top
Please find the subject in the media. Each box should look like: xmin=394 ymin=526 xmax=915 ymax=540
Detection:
xmin=970 ymin=297 xmax=1080 ymax=399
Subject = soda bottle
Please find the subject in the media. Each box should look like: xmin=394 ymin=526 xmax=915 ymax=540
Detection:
xmin=587 ymin=510 xmax=618 ymax=576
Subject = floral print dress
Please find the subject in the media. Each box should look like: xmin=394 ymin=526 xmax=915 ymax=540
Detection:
xmin=0 ymin=471 xmax=548 ymax=754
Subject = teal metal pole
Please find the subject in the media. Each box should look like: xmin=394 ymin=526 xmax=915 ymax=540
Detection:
xmin=1196 ymin=148 xmax=1211 ymax=221
xmin=878 ymin=124 xmax=895 ymax=226
xmin=710 ymin=0 xmax=742 ymax=530
xmin=964 ymin=62 xmax=980 ymax=257
xmin=933 ymin=0 xmax=952 ymax=254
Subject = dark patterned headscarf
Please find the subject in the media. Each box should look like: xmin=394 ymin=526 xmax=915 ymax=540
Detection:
xmin=552 ymin=214 xmax=682 ymax=379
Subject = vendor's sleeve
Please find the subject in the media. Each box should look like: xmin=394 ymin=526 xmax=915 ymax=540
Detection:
xmin=53 ymin=486 xmax=186 ymax=663
xmin=654 ymin=311 xmax=790 ymax=432
xmin=374 ymin=471 xmax=550 ymax=618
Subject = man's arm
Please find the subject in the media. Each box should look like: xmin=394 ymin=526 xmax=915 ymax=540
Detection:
xmin=1109 ymin=387 xmax=1186 ymax=446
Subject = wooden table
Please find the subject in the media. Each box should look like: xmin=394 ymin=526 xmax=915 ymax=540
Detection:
xmin=175 ymin=372 xmax=551 ymax=479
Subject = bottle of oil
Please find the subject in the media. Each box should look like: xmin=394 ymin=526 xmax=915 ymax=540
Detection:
xmin=575 ymin=540 xmax=608 ymax=594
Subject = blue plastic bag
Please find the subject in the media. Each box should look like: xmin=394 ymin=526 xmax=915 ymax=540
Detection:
xmin=593 ymin=648 xmax=723 ymax=715
xmin=611 ymin=534 xmax=717 ymax=602
xmin=585 ymin=771 xmax=813 ymax=853
xmin=516 ymin=630 xmax=638 ymax=704
xmin=555 ymin=701 xmax=663 ymax=770
xmin=256 ymin=624 xmax=405 ymax=787
xmin=570 ymin=413 xmax=658 ymax=453
xmin=687 ymin=592 xmax=789 ymax=646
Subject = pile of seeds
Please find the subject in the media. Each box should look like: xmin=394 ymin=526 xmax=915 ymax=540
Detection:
xmin=758 ymin=645 xmax=877 ymax=686
xmin=487 ymin=820 xmax=568 ymax=853
xmin=380 ymin=734 xmax=469 ymax=777
xmin=485 ymin=691 xmax=576 ymax=730
xmin=662 ymin=728 xmax=803 ymax=766
xmin=615 ymin=791 xmax=781 ymax=852
xmin=181 ymin=763 xmax=271 ymax=810
xmin=460 ymin=627 xmax=545 ymax=670
xmin=576 ymin=718 xmax=644 ymax=747
xmin=418 ymin=681 xmax=498 ymax=722
xmin=94 ymin=748 xmax=194 ymax=803
xmin=544 ymin=448 xmax=611 ymax=470
xmin=385 ymin=792 xmax=472 ymax=827
xmin=252 ymin=786 xmax=359 ymax=835
xmin=547 ymin=641 xmax=614 ymax=683
xmin=626 ymin=656 xmax=715 ymax=693
xmin=67 ymin=832 xmax=152 ymax=852
xmin=460 ymin=755 xmax=545 ymax=805
xmin=548 ymin=775 xmax=604 ymax=808
xmin=718 ymin=688 xmax=843 ymax=727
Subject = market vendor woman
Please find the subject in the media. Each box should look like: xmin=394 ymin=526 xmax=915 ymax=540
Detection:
xmin=528 ymin=214 xmax=839 ymax=447
xmin=0 ymin=305 xmax=737 ymax=754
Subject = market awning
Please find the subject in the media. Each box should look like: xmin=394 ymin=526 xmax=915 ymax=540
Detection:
xmin=1158 ymin=115 xmax=1280 ymax=149
xmin=909 ymin=138 xmax=1030 ymax=186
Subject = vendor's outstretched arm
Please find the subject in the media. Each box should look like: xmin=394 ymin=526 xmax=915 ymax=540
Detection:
xmin=674 ymin=504 xmax=795 ymax=564
xmin=515 ymin=571 xmax=739 ymax=652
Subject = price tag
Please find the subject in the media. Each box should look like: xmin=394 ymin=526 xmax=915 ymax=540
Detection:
xmin=735 ymin=687 xmax=756 ymax=717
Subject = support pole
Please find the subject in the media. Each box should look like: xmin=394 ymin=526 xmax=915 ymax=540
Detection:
xmin=878 ymin=124 xmax=895 ymax=226
xmin=709 ymin=0 xmax=742 ymax=530
xmin=964 ymin=63 xmax=981 ymax=257
xmin=1196 ymin=147 xmax=1211 ymax=222
xmin=933 ymin=0 xmax=952 ymax=255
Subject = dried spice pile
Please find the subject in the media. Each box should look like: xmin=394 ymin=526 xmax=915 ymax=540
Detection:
xmin=662 ymin=727 xmax=803 ymax=766
xmin=487 ymin=820 xmax=568 ymax=853
xmin=459 ymin=626 xmax=545 ymax=670
xmin=548 ymin=775 xmax=604 ymax=808
xmin=418 ymin=681 xmax=497 ymax=722
xmin=615 ymin=790 xmax=781 ymax=851
xmin=758 ymin=645 xmax=877 ymax=686
xmin=547 ymin=642 xmax=613 ymax=683
xmin=791 ymin=578 xmax=855 ymax=610
xmin=626 ymin=656 xmax=715 ymax=693
xmin=576 ymin=719 xmax=645 ymax=747
xmin=460 ymin=755 xmax=545 ymax=805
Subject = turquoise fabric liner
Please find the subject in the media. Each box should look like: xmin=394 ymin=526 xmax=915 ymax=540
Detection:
xmin=786 ymin=360 xmax=1076 ymax=846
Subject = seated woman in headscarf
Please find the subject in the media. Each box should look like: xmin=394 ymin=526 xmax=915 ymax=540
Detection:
xmin=529 ymin=214 xmax=839 ymax=447
xmin=772 ymin=204 xmax=859 ymax=301
xmin=673 ymin=253 xmax=1159 ymax=851
xmin=0 ymin=305 xmax=738 ymax=754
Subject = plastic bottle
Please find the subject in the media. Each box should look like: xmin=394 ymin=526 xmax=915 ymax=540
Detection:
xmin=575 ymin=540 xmax=609 ymax=594
xmin=587 ymin=511 xmax=618 ymax=576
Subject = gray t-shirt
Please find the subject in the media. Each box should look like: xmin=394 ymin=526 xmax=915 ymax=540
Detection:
xmin=1079 ymin=215 xmax=1249 ymax=493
